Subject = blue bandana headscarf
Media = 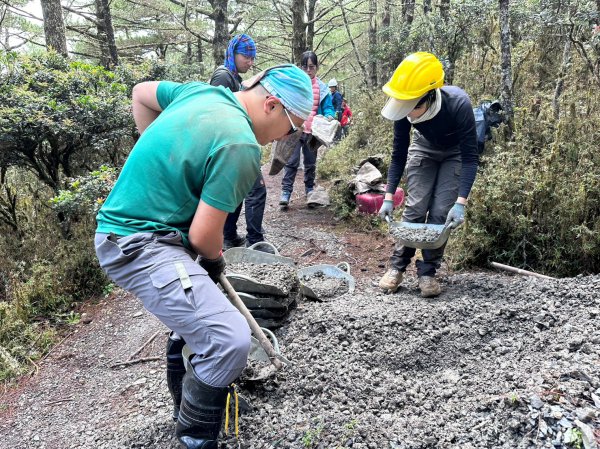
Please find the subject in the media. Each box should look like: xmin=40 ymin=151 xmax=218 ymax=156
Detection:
xmin=225 ymin=34 xmax=256 ymax=75
xmin=258 ymin=64 xmax=313 ymax=121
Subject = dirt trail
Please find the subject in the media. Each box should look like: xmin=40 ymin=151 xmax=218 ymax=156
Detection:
xmin=1 ymin=167 xmax=599 ymax=449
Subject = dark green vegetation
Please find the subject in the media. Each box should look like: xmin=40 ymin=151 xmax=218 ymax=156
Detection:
xmin=1 ymin=0 xmax=599 ymax=383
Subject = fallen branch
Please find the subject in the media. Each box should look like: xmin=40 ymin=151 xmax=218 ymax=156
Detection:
xmin=491 ymin=262 xmax=557 ymax=280
xmin=307 ymin=250 xmax=326 ymax=264
xmin=110 ymin=356 xmax=161 ymax=369
xmin=299 ymin=247 xmax=317 ymax=257
xmin=127 ymin=330 xmax=161 ymax=361
xmin=38 ymin=331 xmax=75 ymax=364
xmin=44 ymin=397 xmax=74 ymax=406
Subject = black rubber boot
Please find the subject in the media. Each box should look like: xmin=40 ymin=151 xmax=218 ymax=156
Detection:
xmin=175 ymin=370 xmax=229 ymax=449
xmin=166 ymin=333 xmax=187 ymax=422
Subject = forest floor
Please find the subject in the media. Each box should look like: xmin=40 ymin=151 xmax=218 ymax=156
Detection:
xmin=1 ymin=165 xmax=599 ymax=449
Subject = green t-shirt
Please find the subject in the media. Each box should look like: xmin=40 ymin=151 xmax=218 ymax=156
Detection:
xmin=96 ymin=81 xmax=261 ymax=248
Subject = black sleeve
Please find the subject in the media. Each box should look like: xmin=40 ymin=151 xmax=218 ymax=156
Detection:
xmin=209 ymin=68 xmax=236 ymax=90
xmin=455 ymin=98 xmax=479 ymax=198
xmin=386 ymin=119 xmax=411 ymax=194
xmin=333 ymin=93 xmax=343 ymax=118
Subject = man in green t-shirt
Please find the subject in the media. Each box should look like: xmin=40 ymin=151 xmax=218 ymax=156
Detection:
xmin=94 ymin=64 xmax=312 ymax=448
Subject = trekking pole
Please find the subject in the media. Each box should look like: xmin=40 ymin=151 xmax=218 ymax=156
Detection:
xmin=218 ymin=274 xmax=284 ymax=370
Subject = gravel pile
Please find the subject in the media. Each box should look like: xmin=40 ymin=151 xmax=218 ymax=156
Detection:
xmin=2 ymin=273 xmax=599 ymax=449
xmin=235 ymin=273 xmax=600 ymax=449
xmin=228 ymin=262 xmax=298 ymax=297
xmin=300 ymin=271 xmax=349 ymax=300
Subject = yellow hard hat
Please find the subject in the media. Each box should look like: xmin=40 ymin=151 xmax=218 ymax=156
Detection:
xmin=382 ymin=52 xmax=444 ymax=100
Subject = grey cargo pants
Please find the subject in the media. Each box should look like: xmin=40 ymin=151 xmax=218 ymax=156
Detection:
xmin=95 ymin=231 xmax=250 ymax=387
xmin=390 ymin=136 xmax=461 ymax=277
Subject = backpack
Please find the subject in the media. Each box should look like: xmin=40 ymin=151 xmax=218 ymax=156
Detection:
xmin=473 ymin=100 xmax=504 ymax=154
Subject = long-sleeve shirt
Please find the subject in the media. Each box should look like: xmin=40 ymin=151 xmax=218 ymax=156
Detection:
xmin=209 ymin=65 xmax=243 ymax=92
xmin=331 ymin=90 xmax=343 ymax=120
xmin=386 ymin=86 xmax=479 ymax=199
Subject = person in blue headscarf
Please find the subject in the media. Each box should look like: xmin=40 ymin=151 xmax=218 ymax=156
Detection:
xmin=209 ymin=34 xmax=271 ymax=252
xmin=210 ymin=34 xmax=256 ymax=92
xmin=95 ymin=64 xmax=312 ymax=448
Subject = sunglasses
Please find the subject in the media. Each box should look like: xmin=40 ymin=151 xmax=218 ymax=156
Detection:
xmin=282 ymin=106 xmax=298 ymax=135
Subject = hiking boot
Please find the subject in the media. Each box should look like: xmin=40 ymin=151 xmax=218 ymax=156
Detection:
xmin=166 ymin=333 xmax=186 ymax=422
xmin=175 ymin=370 xmax=228 ymax=449
xmin=223 ymin=235 xmax=246 ymax=251
xmin=279 ymin=191 xmax=291 ymax=206
xmin=378 ymin=269 xmax=403 ymax=293
xmin=419 ymin=276 xmax=441 ymax=298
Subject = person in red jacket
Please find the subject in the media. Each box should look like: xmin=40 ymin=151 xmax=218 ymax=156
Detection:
xmin=340 ymin=99 xmax=352 ymax=138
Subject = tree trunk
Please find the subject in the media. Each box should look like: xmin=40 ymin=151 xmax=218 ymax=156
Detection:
xmin=552 ymin=37 xmax=572 ymax=120
xmin=197 ymin=37 xmax=204 ymax=70
xmin=306 ymin=0 xmax=316 ymax=54
xmin=381 ymin=0 xmax=391 ymax=29
xmin=423 ymin=0 xmax=432 ymax=14
xmin=368 ymin=0 xmax=378 ymax=87
xmin=499 ymin=0 xmax=514 ymax=132
xmin=157 ymin=43 xmax=168 ymax=60
xmin=402 ymin=0 xmax=415 ymax=22
xmin=40 ymin=0 xmax=68 ymax=57
xmin=186 ymin=42 xmax=193 ymax=64
xmin=291 ymin=0 xmax=306 ymax=64
xmin=209 ymin=0 xmax=228 ymax=67
xmin=380 ymin=0 xmax=393 ymax=81
xmin=440 ymin=0 xmax=450 ymax=22
xmin=338 ymin=0 xmax=370 ymax=91
xmin=94 ymin=0 xmax=119 ymax=68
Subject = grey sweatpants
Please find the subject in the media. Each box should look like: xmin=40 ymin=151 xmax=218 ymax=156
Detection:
xmin=95 ymin=231 xmax=250 ymax=387
xmin=390 ymin=136 xmax=461 ymax=277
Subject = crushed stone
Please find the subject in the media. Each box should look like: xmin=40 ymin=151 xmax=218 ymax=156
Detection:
xmin=390 ymin=225 xmax=442 ymax=243
xmin=227 ymin=262 xmax=298 ymax=296
xmin=300 ymin=270 xmax=349 ymax=299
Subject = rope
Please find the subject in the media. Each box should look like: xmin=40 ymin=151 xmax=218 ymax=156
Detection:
xmin=225 ymin=384 xmax=239 ymax=438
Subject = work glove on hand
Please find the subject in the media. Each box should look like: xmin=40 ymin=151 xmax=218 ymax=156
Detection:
xmin=199 ymin=254 xmax=226 ymax=284
xmin=445 ymin=203 xmax=466 ymax=229
xmin=378 ymin=199 xmax=394 ymax=221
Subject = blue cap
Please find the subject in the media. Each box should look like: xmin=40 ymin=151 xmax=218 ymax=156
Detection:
xmin=258 ymin=64 xmax=313 ymax=121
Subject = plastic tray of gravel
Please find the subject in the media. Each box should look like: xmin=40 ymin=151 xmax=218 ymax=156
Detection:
xmin=298 ymin=263 xmax=355 ymax=301
xmin=226 ymin=262 xmax=298 ymax=297
xmin=388 ymin=221 xmax=453 ymax=249
xmin=223 ymin=242 xmax=295 ymax=267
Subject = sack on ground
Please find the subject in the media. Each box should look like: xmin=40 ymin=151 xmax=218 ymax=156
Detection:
xmin=307 ymin=187 xmax=330 ymax=208
xmin=350 ymin=161 xmax=385 ymax=195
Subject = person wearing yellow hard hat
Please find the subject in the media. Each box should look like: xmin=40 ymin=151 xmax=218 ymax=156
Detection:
xmin=378 ymin=52 xmax=479 ymax=297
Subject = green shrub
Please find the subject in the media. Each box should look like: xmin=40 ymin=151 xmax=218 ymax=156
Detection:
xmin=318 ymin=91 xmax=393 ymax=181
xmin=0 ymin=51 xmax=133 ymax=193
xmin=50 ymin=165 xmax=118 ymax=220
xmin=451 ymin=101 xmax=600 ymax=276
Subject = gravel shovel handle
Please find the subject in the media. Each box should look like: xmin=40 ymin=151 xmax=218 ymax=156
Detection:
xmin=218 ymin=274 xmax=284 ymax=370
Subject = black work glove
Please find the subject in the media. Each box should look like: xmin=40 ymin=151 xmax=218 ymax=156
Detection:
xmin=199 ymin=254 xmax=226 ymax=284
